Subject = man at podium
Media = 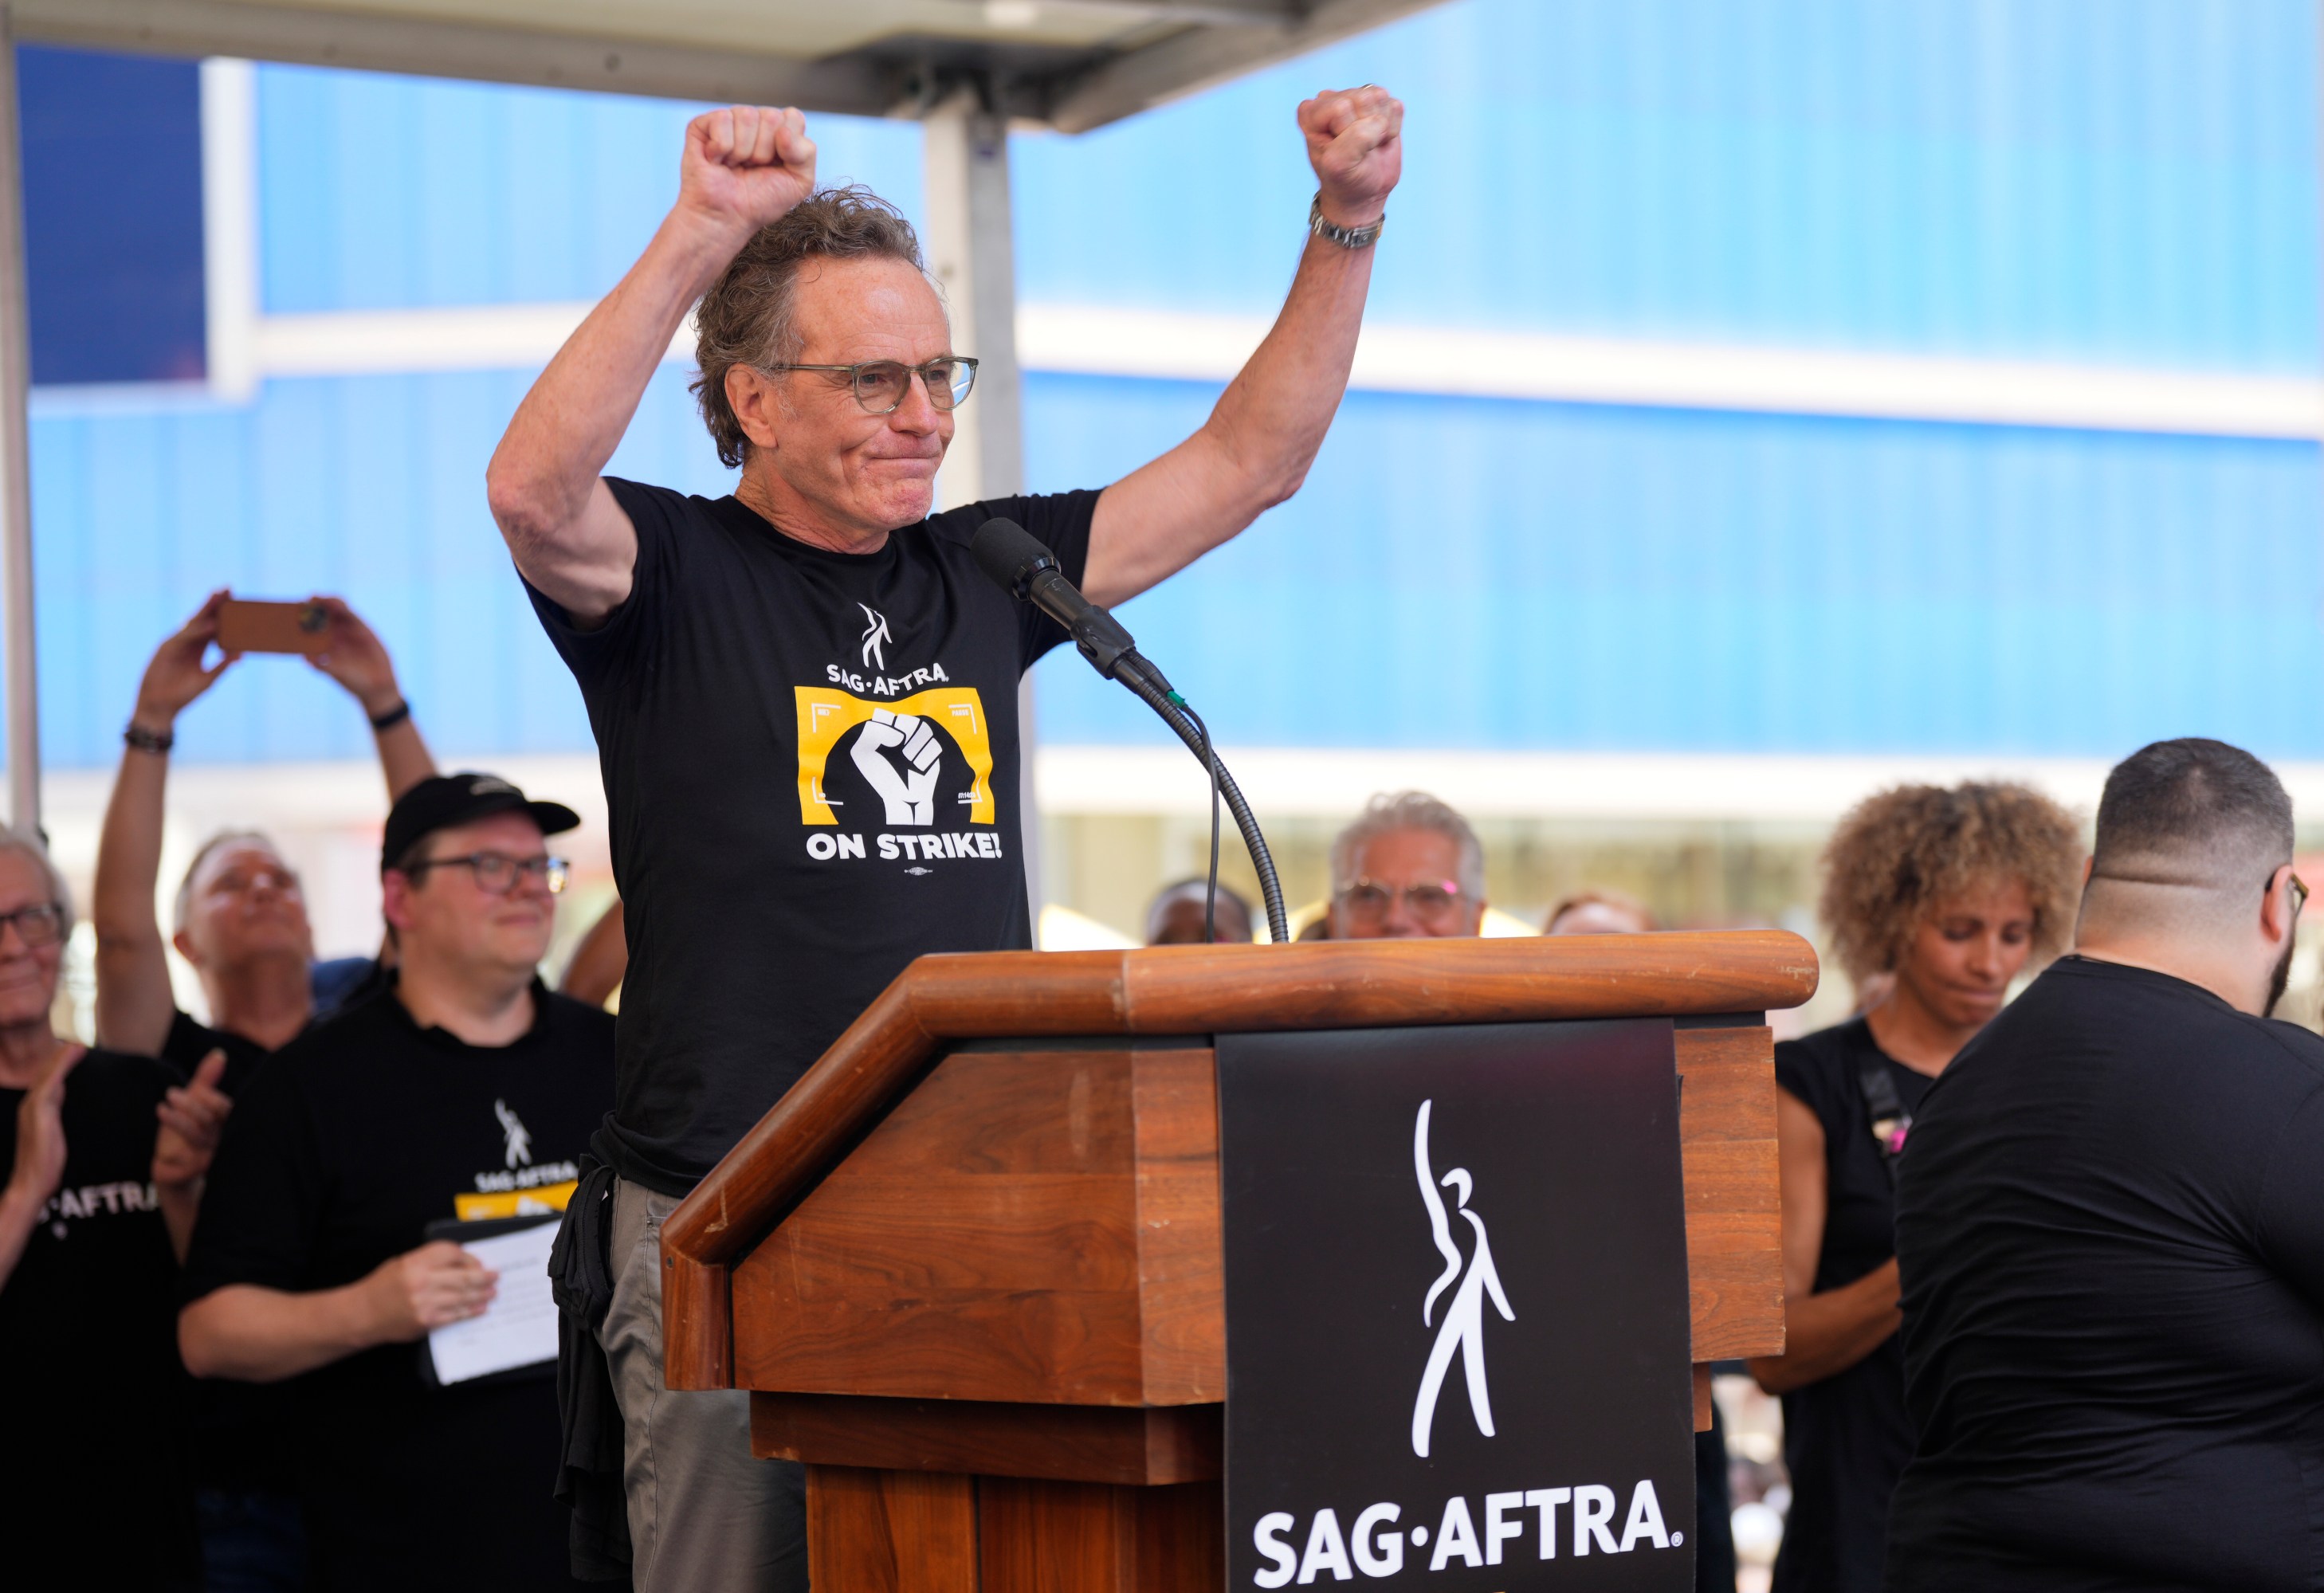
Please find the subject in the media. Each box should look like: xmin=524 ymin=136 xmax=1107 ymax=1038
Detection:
xmin=486 ymin=85 xmax=1406 ymax=1592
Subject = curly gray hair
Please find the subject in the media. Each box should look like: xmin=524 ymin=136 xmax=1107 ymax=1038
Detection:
xmin=1329 ymin=791 xmax=1486 ymax=900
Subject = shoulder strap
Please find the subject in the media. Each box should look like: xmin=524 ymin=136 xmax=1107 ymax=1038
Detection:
xmin=1856 ymin=1057 xmax=1913 ymax=1180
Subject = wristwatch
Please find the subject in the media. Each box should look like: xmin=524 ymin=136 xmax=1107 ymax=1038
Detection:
xmin=1309 ymin=193 xmax=1385 ymax=250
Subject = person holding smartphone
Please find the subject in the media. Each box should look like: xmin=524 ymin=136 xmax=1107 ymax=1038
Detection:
xmin=92 ymin=587 xmax=438 ymax=1583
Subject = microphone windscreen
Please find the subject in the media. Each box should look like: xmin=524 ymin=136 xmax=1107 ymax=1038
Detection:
xmin=971 ymin=517 xmax=1052 ymax=594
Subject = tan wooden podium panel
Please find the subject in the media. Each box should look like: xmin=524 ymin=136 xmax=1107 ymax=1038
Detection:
xmin=662 ymin=934 xmax=1816 ymax=1591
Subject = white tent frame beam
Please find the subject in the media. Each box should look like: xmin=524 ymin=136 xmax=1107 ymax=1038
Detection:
xmin=10 ymin=0 xmax=1435 ymax=131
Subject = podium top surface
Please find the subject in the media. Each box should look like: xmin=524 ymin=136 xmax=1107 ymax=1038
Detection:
xmin=665 ymin=932 xmax=1816 ymax=1280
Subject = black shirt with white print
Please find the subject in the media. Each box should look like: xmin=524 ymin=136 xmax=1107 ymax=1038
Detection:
xmin=183 ymin=979 xmax=613 ymax=1592
xmin=525 ymin=480 xmax=1098 ymax=1194
xmin=0 ymin=1048 xmax=198 ymax=1585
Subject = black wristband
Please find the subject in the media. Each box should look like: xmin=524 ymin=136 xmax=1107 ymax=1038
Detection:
xmin=367 ymin=699 xmax=412 ymax=732
xmin=124 ymin=723 xmax=174 ymax=754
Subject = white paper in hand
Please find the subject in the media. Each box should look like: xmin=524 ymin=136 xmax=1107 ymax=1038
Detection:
xmin=426 ymin=1218 xmax=559 ymax=1385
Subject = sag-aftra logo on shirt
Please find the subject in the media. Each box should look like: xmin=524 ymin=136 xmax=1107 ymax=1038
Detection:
xmin=792 ymin=677 xmax=1005 ymax=872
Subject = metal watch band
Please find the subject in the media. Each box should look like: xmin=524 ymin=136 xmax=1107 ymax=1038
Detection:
xmin=1308 ymin=193 xmax=1384 ymax=250
xmin=123 ymin=723 xmax=174 ymax=754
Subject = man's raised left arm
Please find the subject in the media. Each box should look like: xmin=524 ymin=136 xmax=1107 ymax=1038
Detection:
xmin=1082 ymin=86 xmax=1403 ymax=607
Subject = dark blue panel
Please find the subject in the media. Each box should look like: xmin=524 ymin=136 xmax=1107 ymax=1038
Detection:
xmin=19 ymin=45 xmax=206 ymax=386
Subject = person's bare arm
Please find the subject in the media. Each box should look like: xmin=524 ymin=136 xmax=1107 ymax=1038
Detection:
xmin=1080 ymin=87 xmax=1403 ymax=608
xmin=94 ymin=594 xmax=238 ymax=1057
xmin=179 ymin=1239 xmax=497 ymax=1382
xmin=559 ymin=900 xmax=627 ymax=1008
xmin=488 ymin=107 xmax=819 ymax=626
xmin=0 ymin=1047 xmax=82 ymax=1292
xmin=304 ymin=598 xmax=436 ymax=800
xmin=1747 ymin=1087 xmax=1903 ymax=1395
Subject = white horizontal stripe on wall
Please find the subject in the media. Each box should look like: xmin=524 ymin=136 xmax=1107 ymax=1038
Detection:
xmin=212 ymin=302 xmax=2324 ymax=440
xmin=1034 ymin=744 xmax=2324 ymax=826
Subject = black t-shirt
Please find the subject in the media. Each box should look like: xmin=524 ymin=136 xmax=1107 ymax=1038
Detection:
xmin=526 ymin=480 xmax=1097 ymax=1193
xmin=159 ymin=955 xmax=386 ymax=1096
xmin=183 ymin=981 xmax=614 ymax=1591
xmin=1771 ymin=1017 xmax=1934 ymax=1593
xmin=1888 ymin=957 xmax=2324 ymax=1591
xmin=163 ymin=1007 xmax=275 ymax=1096
xmin=0 ymin=1048 xmax=197 ymax=1585
xmin=161 ymin=1006 xmax=309 ymax=1493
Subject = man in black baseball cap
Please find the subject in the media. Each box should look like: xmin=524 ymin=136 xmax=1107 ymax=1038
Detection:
xmin=381 ymin=772 xmax=581 ymax=878
xmin=180 ymin=770 xmax=612 ymax=1589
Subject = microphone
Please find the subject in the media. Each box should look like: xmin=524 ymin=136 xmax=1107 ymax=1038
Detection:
xmin=970 ymin=517 xmax=1152 ymax=686
xmin=972 ymin=516 xmax=1288 ymax=944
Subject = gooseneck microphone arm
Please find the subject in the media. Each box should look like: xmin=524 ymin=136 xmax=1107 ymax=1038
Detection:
xmin=972 ymin=517 xmax=1291 ymax=945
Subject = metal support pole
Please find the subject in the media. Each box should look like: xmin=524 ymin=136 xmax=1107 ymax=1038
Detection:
xmin=0 ymin=16 xmax=40 ymax=834
xmin=925 ymin=85 xmax=1045 ymax=927
xmin=923 ymin=87 xmax=1023 ymax=508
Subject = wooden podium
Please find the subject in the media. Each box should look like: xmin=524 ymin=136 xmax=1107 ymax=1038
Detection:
xmin=661 ymin=932 xmax=1815 ymax=1591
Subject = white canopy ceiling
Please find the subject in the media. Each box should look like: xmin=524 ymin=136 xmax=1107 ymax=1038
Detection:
xmin=14 ymin=0 xmax=1445 ymax=131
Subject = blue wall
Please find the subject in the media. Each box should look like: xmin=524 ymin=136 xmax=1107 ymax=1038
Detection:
xmin=1015 ymin=0 xmax=2318 ymax=367
xmin=22 ymin=0 xmax=2324 ymax=769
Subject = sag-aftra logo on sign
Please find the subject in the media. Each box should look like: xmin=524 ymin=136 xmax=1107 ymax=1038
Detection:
xmin=1249 ymin=1101 xmax=1679 ymax=1586
xmin=1219 ymin=1022 xmax=1698 ymax=1592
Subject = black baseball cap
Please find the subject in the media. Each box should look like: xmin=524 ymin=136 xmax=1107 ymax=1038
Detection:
xmin=381 ymin=772 xmax=580 ymax=875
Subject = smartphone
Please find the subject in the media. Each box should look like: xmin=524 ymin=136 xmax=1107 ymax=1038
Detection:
xmin=217 ymin=599 xmax=331 ymax=656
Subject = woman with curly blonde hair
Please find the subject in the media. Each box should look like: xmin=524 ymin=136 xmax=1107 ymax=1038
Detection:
xmin=1746 ymin=781 xmax=2082 ymax=1593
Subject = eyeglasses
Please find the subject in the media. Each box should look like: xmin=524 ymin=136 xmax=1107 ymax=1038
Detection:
xmin=757 ymin=356 xmax=978 ymax=415
xmin=404 ymin=853 xmax=570 ymax=897
xmin=208 ymin=864 xmax=300 ymax=897
xmin=1336 ymin=877 xmax=1466 ymax=926
xmin=2283 ymin=869 xmax=2309 ymax=917
xmin=0 ymin=902 xmax=63 ymax=949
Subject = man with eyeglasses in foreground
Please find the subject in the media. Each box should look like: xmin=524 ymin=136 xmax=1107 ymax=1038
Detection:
xmin=487 ymin=86 xmax=1403 ymax=1591
xmin=180 ymin=774 xmax=612 ymax=1591
xmin=1328 ymin=791 xmax=1489 ymax=940
xmin=1886 ymin=738 xmax=2324 ymax=1591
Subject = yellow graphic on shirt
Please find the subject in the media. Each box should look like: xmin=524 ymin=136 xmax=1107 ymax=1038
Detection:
xmin=455 ymin=1182 xmax=577 ymax=1221
xmin=795 ymin=686 xmax=995 ymax=827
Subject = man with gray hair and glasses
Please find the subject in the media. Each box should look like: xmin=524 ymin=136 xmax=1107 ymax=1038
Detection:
xmin=488 ymin=86 xmax=1406 ymax=1591
xmin=1328 ymin=791 xmax=1488 ymax=940
xmin=1886 ymin=737 xmax=2324 ymax=1591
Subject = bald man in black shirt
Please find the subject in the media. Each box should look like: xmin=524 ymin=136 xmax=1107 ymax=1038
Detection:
xmin=1888 ymin=738 xmax=2324 ymax=1591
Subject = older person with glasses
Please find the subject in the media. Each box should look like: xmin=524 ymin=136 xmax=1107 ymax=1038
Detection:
xmin=1328 ymin=791 xmax=1488 ymax=940
xmin=2 ymin=824 xmax=225 ymax=1585
xmin=486 ymin=87 xmax=1406 ymax=1591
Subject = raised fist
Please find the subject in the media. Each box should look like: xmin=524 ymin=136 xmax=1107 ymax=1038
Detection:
xmin=677 ymin=105 xmax=818 ymax=244
xmin=1299 ymin=85 xmax=1404 ymax=230
xmin=851 ymin=708 xmax=944 ymax=826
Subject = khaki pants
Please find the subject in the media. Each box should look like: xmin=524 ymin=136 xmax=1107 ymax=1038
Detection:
xmin=603 ymin=1178 xmax=808 ymax=1591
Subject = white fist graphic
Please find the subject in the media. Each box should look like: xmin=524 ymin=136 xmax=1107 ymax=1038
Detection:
xmin=850 ymin=708 xmax=944 ymax=825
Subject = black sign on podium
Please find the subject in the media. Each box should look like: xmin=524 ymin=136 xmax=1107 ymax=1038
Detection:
xmin=1218 ymin=1020 xmax=1697 ymax=1591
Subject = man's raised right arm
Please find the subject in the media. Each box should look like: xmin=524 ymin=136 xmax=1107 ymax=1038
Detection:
xmin=485 ymin=106 xmax=818 ymax=626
